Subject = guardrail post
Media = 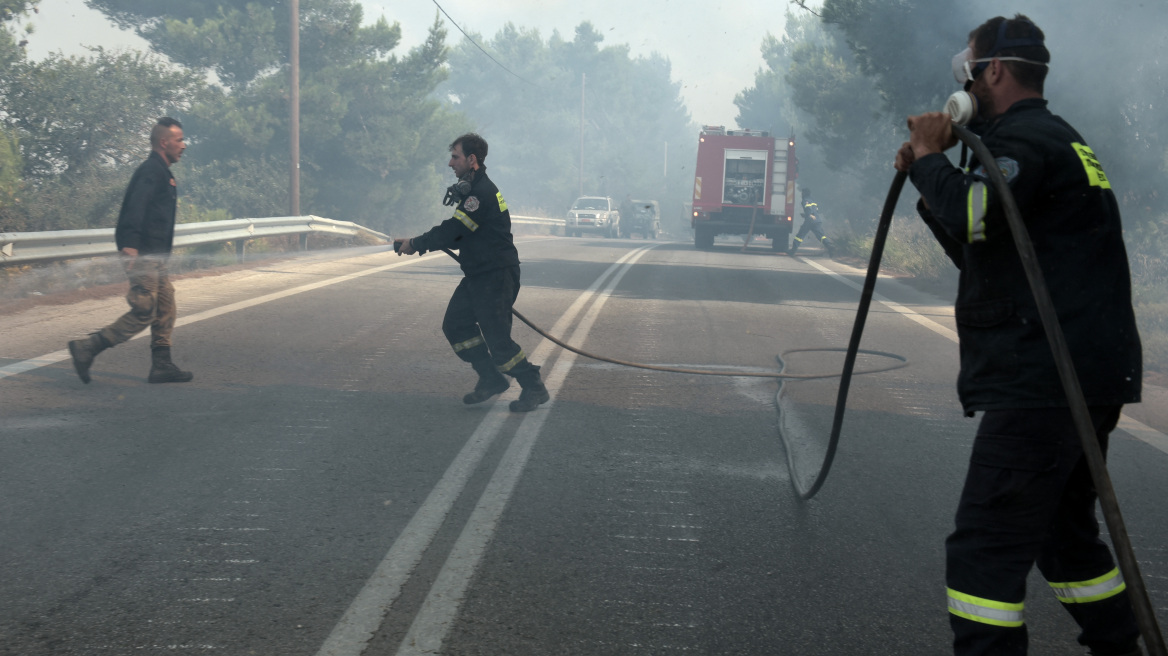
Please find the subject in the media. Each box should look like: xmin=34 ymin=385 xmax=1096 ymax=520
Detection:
xmin=299 ymin=233 xmax=308 ymax=251
xmin=235 ymin=240 xmax=246 ymax=263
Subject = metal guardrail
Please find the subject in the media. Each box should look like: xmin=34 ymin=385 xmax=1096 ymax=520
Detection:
xmin=511 ymin=215 xmax=564 ymax=228
xmin=0 ymin=216 xmax=388 ymax=265
xmin=0 ymin=214 xmax=563 ymax=266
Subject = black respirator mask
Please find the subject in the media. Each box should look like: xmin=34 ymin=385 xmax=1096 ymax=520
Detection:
xmin=443 ymin=178 xmax=472 ymax=207
xmin=945 ymin=20 xmax=1049 ymax=126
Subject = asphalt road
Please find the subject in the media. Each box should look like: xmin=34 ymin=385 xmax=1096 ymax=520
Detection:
xmin=2 ymin=236 xmax=1165 ymax=655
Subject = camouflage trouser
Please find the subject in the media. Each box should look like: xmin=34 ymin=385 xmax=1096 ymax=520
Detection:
xmin=99 ymin=256 xmax=177 ymax=349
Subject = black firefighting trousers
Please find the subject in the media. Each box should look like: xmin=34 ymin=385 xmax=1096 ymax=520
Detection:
xmin=946 ymin=406 xmax=1140 ymax=656
xmin=442 ymin=266 xmax=537 ymax=379
xmin=792 ymin=218 xmax=829 ymax=250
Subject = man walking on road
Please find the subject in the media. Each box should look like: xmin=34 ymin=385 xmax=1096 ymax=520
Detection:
xmin=895 ymin=15 xmax=1143 ymax=656
xmin=68 ymin=117 xmax=193 ymax=385
xmin=395 ymin=133 xmax=549 ymax=413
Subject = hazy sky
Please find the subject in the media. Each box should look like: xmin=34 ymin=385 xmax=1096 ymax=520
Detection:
xmin=23 ymin=0 xmax=808 ymax=128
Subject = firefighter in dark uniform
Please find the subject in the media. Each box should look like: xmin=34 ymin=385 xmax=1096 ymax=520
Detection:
xmin=791 ymin=188 xmax=833 ymax=255
xmin=396 ymin=133 xmax=549 ymax=413
xmin=67 ymin=117 xmax=194 ymax=385
xmin=896 ymin=15 xmax=1142 ymax=656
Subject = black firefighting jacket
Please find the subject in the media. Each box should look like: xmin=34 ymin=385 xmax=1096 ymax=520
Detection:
xmin=412 ymin=166 xmax=520 ymax=277
xmin=909 ymin=98 xmax=1141 ymax=415
xmin=115 ymin=151 xmax=178 ymax=255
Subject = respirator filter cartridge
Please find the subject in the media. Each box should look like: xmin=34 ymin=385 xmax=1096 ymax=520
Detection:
xmin=944 ymin=91 xmax=978 ymax=126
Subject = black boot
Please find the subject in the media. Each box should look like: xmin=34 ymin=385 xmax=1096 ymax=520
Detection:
xmin=509 ymin=366 xmax=549 ymax=413
xmin=148 ymin=346 xmax=193 ymax=384
xmin=67 ymin=333 xmax=110 ymax=384
xmin=463 ymin=360 xmax=510 ymax=404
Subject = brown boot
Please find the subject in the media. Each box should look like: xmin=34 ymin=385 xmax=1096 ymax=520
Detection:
xmin=67 ymin=333 xmax=110 ymax=384
xmin=148 ymin=346 xmax=193 ymax=384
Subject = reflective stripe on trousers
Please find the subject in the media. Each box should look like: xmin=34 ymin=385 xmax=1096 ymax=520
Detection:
xmin=947 ymin=588 xmax=1024 ymax=627
xmin=497 ymin=349 xmax=526 ymax=373
xmin=1048 ymin=567 xmax=1126 ymax=604
xmin=451 ymin=335 xmax=484 ymax=353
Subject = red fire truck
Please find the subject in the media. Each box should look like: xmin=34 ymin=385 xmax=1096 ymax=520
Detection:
xmin=690 ymin=126 xmax=797 ymax=251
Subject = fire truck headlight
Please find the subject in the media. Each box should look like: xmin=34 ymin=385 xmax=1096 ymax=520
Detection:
xmin=693 ymin=211 xmax=699 ymax=217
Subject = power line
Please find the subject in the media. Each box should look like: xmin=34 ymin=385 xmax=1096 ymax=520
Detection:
xmin=430 ymin=0 xmax=539 ymax=87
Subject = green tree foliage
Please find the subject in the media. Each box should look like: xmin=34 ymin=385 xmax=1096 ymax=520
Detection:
xmin=88 ymin=0 xmax=282 ymax=91
xmin=744 ymin=2 xmax=1168 ymax=233
xmin=0 ymin=127 xmax=23 ymax=232
xmin=1 ymin=0 xmax=203 ymax=232
xmin=4 ymin=48 xmax=202 ymax=179
xmin=0 ymin=47 xmax=202 ymax=230
xmin=88 ymin=0 xmax=468 ymax=234
xmin=818 ymin=0 xmax=972 ymax=121
xmin=0 ymin=0 xmax=37 ymax=23
xmin=440 ymin=22 xmax=695 ymax=222
xmin=735 ymin=12 xmax=897 ymax=227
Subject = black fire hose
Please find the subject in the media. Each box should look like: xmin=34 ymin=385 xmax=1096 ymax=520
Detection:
xmin=418 ymin=246 xmax=908 ymax=380
xmin=795 ymin=124 xmax=1164 ymax=653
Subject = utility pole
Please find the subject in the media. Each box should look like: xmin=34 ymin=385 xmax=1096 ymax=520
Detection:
xmin=289 ymin=0 xmax=301 ymax=217
xmin=579 ymin=72 xmax=585 ymax=197
xmin=662 ymin=140 xmax=669 ymax=200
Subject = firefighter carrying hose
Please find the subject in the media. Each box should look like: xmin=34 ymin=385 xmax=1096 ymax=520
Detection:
xmin=791 ymin=188 xmax=833 ymax=255
xmin=396 ymin=133 xmax=549 ymax=413
xmin=895 ymin=15 xmax=1143 ymax=656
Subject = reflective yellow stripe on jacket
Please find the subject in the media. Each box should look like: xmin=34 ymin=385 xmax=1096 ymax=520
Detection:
xmin=967 ymin=181 xmax=987 ymax=243
xmin=947 ymin=588 xmax=1024 ymax=627
xmin=454 ymin=209 xmax=479 ymax=232
xmin=1048 ymin=568 xmax=1126 ymax=604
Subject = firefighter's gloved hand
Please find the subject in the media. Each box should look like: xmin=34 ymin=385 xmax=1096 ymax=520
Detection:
xmin=394 ymin=238 xmax=418 ymax=256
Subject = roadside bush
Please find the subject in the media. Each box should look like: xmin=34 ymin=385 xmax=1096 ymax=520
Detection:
xmin=833 ymin=215 xmax=958 ymax=284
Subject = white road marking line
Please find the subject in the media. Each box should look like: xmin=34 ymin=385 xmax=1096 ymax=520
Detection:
xmin=314 ymin=245 xmax=657 ymax=656
xmin=1116 ymin=414 xmax=1168 ymax=456
xmin=799 ymin=256 xmax=958 ymax=343
xmin=394 ymin=246 xmax=657 ymax=656
xmin=0 ymin=252 xmax=447 ymax=381
xmin=802 ymin=257 xmax=1168 ymax=454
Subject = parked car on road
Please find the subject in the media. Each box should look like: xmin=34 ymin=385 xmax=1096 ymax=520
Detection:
xmin=567 ymin=196 xmax=621 ymax=238
xmin=624 ymin=200 xmax=661 ymax=239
